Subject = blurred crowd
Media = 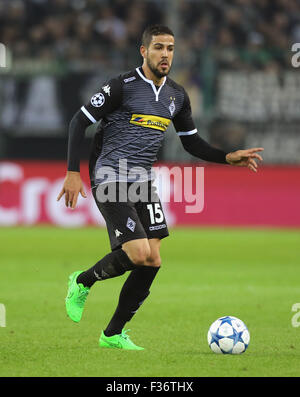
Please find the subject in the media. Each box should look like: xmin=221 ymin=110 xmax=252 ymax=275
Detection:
xmin=179 ymin=0 xmax=300 ymax=72
xmin=1 ymin=0 xmax=300 ymax=71
xmin=0 ymin=0 xmax=164 ymax=69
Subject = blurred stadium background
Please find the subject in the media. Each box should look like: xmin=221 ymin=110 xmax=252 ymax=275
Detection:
xmin=1 ymin=0 xmax=300 ymax=228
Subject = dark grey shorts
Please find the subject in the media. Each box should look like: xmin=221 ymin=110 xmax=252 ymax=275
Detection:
xmin=92 ymin=181 xmax=169 ymax=250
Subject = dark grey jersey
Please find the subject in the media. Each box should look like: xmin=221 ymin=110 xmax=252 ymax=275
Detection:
xmin=81 ymin=67 xmax=197 ymax=186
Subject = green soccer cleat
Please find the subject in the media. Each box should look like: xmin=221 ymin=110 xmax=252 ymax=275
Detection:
xmin=99 ymin=329 xmax=144 ymax=350
xmin=65 ymin=271 xmax=90 ymax=323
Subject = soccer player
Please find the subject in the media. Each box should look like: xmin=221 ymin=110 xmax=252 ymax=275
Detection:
xmin=57 ymin=25 xmax=263 ymax=350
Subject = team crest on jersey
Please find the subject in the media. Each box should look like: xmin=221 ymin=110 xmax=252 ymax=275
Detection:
xmin=130 ymin=114 xmax=171 ymax=132
xmin=169 ymin=97 xmax=176 ymax=116
xmin=126 ymin=217 xmax=136 ymax=232
xmin=91 ymin=92 xmax=105 ymax=107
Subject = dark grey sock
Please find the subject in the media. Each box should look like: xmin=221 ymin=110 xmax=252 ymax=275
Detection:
xmin=104 ymin=266 xmax=160 ymax=336
xmin=77 ymin=248 xmax=138 ymax=288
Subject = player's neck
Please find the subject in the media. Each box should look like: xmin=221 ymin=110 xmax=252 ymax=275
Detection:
xmin=141 ymin=64 xmax=164 ymax=86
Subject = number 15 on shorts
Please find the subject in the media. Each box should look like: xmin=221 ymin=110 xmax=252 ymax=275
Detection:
xmin=147 ymin=203 xmax=164 ymax=224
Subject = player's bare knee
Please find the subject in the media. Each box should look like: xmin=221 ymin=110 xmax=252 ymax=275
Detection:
xmin=130 ymin=250 xmax=150 ymax=266
xmin=125 ymin=246 xmax=151 ymax=266
xmin=122 ymin=239 xmax=151 ymax=266
xmin=145 ymin=255 xmax=161 ymax=268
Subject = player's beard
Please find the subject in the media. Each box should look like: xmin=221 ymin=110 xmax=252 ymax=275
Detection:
xmin=146 ymin=56 xmax=171 ymax=79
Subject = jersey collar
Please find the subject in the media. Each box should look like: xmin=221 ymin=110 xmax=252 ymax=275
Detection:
xmin=136 ymin=67 xmax=166 ymax=102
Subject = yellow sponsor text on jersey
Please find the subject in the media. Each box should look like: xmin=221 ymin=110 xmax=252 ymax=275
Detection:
xmin=130 ymin=114 xmax=171 ymax=132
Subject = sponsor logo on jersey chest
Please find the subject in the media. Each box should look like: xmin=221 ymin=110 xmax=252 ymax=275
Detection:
xmin=130 ymin=114 xmax=171 ymax=132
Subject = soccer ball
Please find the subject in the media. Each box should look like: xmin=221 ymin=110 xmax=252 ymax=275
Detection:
xmin=207 ymin=316 xmax=250 ymax=354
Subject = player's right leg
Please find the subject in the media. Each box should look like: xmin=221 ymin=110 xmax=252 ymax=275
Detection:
xmin=65 ymin=244 xmax=147 ymax=323
xmin=65 ymin=183 xmax=151 ymax=323
xmin=65 ymin=182 xmax=155 ymax=324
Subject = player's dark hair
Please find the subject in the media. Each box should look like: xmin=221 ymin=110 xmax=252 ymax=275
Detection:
xmin=142 ymin=24 xmax=174 ymax=48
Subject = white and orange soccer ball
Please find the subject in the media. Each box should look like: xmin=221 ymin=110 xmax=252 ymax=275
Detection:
xmin=207 ymin=316 xmax=250 ymax=354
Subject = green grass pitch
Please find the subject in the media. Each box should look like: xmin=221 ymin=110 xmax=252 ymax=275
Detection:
xmin=1 ymin=226 xmax=300 ymax=377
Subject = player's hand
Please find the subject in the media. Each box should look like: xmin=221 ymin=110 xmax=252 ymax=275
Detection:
xmin=225 ymin=148 xmax=264 ymax=173
xmin=56 ymin=171 xmax=87 ymax=209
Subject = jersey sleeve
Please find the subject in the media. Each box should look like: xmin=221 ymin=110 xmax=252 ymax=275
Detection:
xmin=172 ymin=88 xmax=197 ymax=136
xmin=80 ymin=76 xmax=122 ymax=123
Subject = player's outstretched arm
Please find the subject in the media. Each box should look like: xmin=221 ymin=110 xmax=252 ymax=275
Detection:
xmin=225 ymin=148 xmax=264 ymax=173
xmin=175 ymin=89 xmax=264 ymax=172
xmin=180 ymin=133 xmax=264 ymax=173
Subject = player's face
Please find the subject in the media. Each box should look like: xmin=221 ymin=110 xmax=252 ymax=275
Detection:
xmin=143 ymin=34 xmax=175 ymax=79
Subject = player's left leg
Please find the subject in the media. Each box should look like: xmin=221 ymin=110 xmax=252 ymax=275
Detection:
xmin=100 ymin=184 xmax=170 ymax=349
xmin=99 ymin=238 xmax=161 ymax=350
xmin=103 ymin=238 xmax=161 ymax=334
